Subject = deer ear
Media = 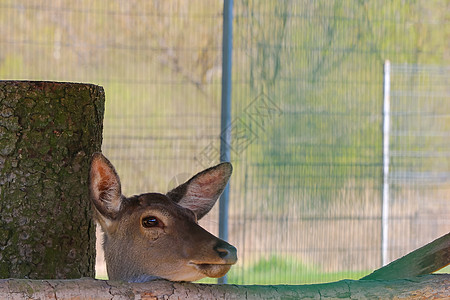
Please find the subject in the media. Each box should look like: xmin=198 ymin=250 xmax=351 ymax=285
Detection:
xmin=89 ymin=153 xmax=123 ymax=221
xmin=167 ymin=162 xmax=232 ymax=220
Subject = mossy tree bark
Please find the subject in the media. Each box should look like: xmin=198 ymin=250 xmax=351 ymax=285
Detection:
xmin=0 ymin=81 xmax=104 ymax=279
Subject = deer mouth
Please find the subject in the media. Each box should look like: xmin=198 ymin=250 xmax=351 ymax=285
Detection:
xmin=189 ymin=262 xmax=234 ymax=278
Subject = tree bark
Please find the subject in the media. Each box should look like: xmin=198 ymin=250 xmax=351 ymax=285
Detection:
xmin=0 ymin=81 xmax=104 ymax=279
xmin=362 ymin=231 xmax=450 ymax=280
xmin=0 ymin=275 xmax=448 ymax=299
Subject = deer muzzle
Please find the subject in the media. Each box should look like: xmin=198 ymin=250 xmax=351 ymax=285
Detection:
xmin=189 ymin=240 xmax=237 ymax=278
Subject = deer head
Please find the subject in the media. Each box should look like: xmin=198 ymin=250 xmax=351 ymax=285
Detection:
xmin=89 ymin=153 xmax=237 ymax=282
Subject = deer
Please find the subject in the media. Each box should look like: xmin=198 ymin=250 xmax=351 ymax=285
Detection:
xmin=89 ymin=153 xmax=237 ymax=283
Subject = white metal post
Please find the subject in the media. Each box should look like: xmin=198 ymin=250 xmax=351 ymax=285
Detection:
xmin=382 ymin=60 xmax=391 ymax=266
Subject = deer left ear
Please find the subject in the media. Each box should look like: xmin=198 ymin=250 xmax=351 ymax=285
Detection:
xmin=167 ymin=162 xmax=232 ymax=220
xmin=89 ymin=152 xmax=123 ymax=221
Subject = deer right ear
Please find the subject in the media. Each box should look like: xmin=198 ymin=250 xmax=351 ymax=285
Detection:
xmin=167 ymin=162 xmax=232 ymax=220
xmin=89 ymin=153 xmax=123 ymax=221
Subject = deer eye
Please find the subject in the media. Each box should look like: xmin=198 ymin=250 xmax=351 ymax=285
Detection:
xmin=142 ymin=216 xmax=160 ymax=228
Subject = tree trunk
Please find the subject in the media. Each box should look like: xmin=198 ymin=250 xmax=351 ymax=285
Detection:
xmin=0 ymin=81 xmax=104 ymax=279
xmin=0 ymin=275 xmax=448 ymax=299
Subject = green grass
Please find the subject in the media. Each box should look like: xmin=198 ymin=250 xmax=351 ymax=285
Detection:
xmin=198 ymin=255 xmax=370 ymax=285
xmin=97 ymin=255 xmax=448 ymax=284
xmin=201 ymin=255 xmax=449 ymax=285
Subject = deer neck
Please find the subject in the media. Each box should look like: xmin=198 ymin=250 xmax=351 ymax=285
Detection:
xmin=103 ymin=232 xmax=148 ymax=281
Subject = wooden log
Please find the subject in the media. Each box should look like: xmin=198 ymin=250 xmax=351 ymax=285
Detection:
xmin=0 ymin=81 xmax=104 ymax=279
xmin=362 ymin=232 xmax=450 ymax=280
xmin=0 ymin=275 xmax=448 ymax=299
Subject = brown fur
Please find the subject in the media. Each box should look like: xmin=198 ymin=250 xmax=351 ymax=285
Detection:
xmin=89 ymin=153 xmax=237 ymax=282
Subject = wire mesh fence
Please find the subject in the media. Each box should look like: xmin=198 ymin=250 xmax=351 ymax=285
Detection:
xmin=387 ymin=64 xmax=450 ymax=263
xmin=0 ymin=0 xmax=448 ymax=284
xmin=226 ymin=1 xmax=449 ymax=284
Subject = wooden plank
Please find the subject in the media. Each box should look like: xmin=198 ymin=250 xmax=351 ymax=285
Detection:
xmin=361 ymin=232 xmax=450 ymax=280
xmin=0 ymin=275 xmax=449 ymax=299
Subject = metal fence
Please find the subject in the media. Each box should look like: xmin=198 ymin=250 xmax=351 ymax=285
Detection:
xmin=385 ymin=63 xmax=450 ymax=264
xmin=0 ymin=0 xmax=448 ymax=284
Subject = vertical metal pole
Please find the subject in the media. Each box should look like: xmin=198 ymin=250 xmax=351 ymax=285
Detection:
xmin=382 ymin=60 xmax=391 ymax=266
xmin=218 ymin=0 xmax=233 ymax=284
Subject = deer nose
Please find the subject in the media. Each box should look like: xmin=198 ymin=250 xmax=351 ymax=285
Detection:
xmin=214 ymin=240 xmax=237 ymax=263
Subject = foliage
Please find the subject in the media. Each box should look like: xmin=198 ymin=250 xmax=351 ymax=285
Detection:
xmin=231 ymin=0 xmax=449 ymax=208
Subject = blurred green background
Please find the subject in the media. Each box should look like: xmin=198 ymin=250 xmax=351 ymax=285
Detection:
xmin=0 ymin=0 xmax=448 ymax=284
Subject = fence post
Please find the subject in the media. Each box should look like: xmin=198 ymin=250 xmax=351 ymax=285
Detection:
xmin=218 ymin=0 xmax=234 ymax=284
xmin=382 ymin=60 xmax=391 ymax=266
